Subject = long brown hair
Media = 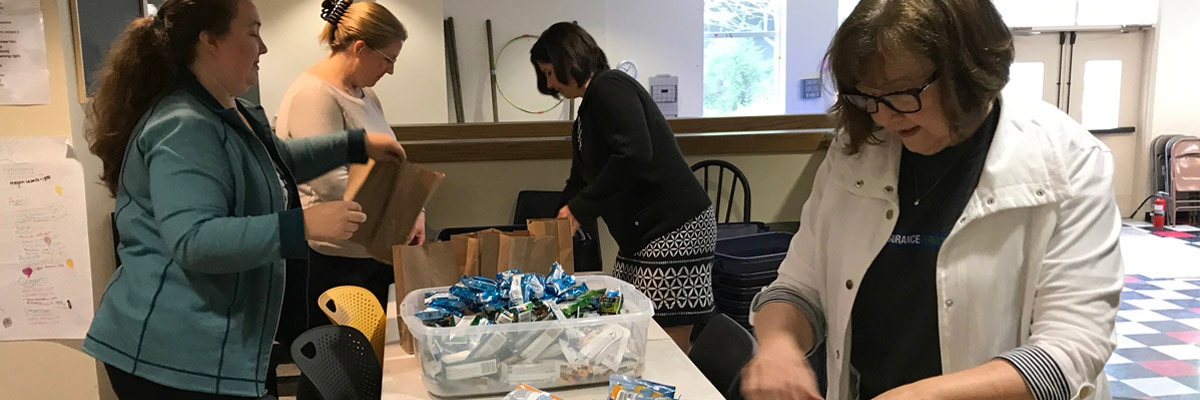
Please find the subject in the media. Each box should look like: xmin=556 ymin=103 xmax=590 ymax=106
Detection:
xmin=86 ymin=0 xmax=240 ymax=196
xmin=824 ymin=0 xmax=1013 ymax=155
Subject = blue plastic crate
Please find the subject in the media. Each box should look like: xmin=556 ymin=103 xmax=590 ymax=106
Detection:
xmin=715 ymin=231 xmax=793 ymax=276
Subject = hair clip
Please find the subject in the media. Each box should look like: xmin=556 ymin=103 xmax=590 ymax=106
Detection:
xmin=320 ymin=0 xmax=351 ymax=25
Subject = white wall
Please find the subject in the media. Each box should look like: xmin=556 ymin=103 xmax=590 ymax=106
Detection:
xmin=781 ymin=0 xmax=838 ymax=114
xmin=1136 ymin=0 xmax=1200 ymax=204
xmin=257 ymin=0 xmax=448 ymax=125
xmin=441 ymin=0 xmax=703 ymax=123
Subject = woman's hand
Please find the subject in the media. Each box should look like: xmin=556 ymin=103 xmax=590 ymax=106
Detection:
xmin=408 ymin=210 xmax=426 ymax=245
xmin=365 ymin=132 xmax=406 ymax=162
xmin=303 ymin=200 xmax=367 ymax=242
xmin=557 ymin=205 xmax=581 ymax=234
xmin=741 ymin=337 xmax=824 ymax=400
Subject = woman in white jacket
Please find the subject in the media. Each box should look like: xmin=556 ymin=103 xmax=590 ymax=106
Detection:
xmin=740 ymin=1 xmax=1123 ymax=399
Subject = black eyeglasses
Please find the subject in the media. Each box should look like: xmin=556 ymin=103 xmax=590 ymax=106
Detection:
xmin=841 ymin=72 xmax=938 ymax=114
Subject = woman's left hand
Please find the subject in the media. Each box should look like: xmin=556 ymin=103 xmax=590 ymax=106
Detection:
xmin=365 ymin=132 xmax=406 ymax=162
xmin=408 ymin=210 xmax=426 ymax=245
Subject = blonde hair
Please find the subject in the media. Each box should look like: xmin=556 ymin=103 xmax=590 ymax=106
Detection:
xmin=320 ymin=1 xmax=407 ymax=52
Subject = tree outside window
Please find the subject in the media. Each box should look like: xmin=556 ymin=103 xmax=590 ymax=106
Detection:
xmin=703 ymin=0 xmax=784 ymax=116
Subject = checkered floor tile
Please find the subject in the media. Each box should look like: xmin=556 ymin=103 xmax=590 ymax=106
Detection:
xmin=1108 ymin=275 xmax=1200 ymax=399
xmin=1125 ymin=222 xmax=1200 ymax=250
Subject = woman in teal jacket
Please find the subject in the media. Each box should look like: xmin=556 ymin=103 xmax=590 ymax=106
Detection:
xmin=80 ymin=0 xmax=404 ymax=399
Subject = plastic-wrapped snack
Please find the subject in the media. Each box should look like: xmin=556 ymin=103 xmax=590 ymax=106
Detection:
xmin=518 ymin=327 xmax=563 ymax=360
xmin=424 ymin=292 xmax=457 ymax=305
xmin=562 ymin=289 xmax=604 ymax=317
xmin=467 ymin=333 xmax=509 ymax=360
xmin=545 ymin=263 xmax=577 ymax=297
xmin=462 ymin=275 xmax=499 ymax=292
xmin=607 ymin=374 xmax=677 ymax=400
xmin=449 ymin=283 xmax=477 ymax=301
xmin=521 ymin=273 xmax=547 ymax=301
xmin=417 ymin=306 xmax=457 ymax=323
xmin=530 ymin=300 xmax=553 ymax=321
xmin=557 ymin=282 xmax=589 ymax=302
xmin=504 ymin=384 xmax=562 ymax=400
xmin=599 ymin=289 xmax=623 ymax=315
xmin=431 ymin=296 xmax=467 ymax=312
xmin=502 ymin=362 xmax=563 ymax=385
xmin=444 ymin=358 xmax=499 ymax=381
xmin=509 ymin=273 xmax=527 ymax=305
xmin=497 ymin=270 xmax=522 ymax=286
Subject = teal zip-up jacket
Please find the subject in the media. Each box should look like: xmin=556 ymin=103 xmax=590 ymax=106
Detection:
xmin=82 ymin=73 xmax=368 ymax=397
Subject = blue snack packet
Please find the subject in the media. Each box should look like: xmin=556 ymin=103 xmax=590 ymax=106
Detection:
xmin=429 ymin=296 xmax=466 ymax=312
xmin=607 ymin=374 xmax=677 ymax=399
xmin=449 ymin=282 xmax=476 ymax=299
xmin=461 ymin=275 xmax=498 ymax=292
xmin=416 ymin=306 xmax=453 ymax=322
xmin=522 ymin=273 xmax=547 ymax=301
xmin=557 ymin=282 xmax=590 ymax=302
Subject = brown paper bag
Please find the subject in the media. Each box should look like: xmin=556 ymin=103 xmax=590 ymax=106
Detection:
xmin=475 ymin=229 xmax=503 ymax=278
xmin=526 ymin=218 xmax=575 ymax=273
xmin=498 ymin=231 xmax=558 ymax=276
xmin=450 ymin=234 xmax=481 ymax=277
xmin=345 ymin=160 xmax=445 ymax=264
xmin=391 ymin=240 xmax=461 ymax=353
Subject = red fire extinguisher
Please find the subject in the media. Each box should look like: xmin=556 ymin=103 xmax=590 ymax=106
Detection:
xmin=1153 ymin=191 xmax=1168 ymax=229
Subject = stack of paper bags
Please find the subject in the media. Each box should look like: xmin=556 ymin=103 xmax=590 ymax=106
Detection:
xmin=391 ymin=218 xmax=576 ymax=353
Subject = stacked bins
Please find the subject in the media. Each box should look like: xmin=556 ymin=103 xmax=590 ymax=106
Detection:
xmin=712 ymin=232 xmax=793 ymax=330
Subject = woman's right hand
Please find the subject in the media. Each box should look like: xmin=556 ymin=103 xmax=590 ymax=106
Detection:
xmin=303 ymin=200 xmax=367 ymax=242
xmin=741 ymin=338 xmax=824 ymax=400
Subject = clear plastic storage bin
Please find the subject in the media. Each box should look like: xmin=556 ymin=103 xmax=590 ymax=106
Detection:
xmin=400 ymin=275 xmax=654 ymax=397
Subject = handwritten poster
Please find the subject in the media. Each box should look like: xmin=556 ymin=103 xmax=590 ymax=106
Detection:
xmin=0 ymin=139 xmax=93 ymax=341
xmin=0 ymin=0 xmax=51 ymax=105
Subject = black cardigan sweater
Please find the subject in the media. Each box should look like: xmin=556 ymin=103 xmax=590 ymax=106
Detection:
xmin=562 ymin=70 xmax=711 ymax=256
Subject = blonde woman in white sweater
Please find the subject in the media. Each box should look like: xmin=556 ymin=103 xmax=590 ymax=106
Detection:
xmin=272 ymin=1 xmax=417 ymax=397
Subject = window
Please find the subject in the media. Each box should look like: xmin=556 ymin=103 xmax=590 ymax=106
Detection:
xmin=703 ymin=0 xmax=784 ymax=117
xmin=1003 ymin=62 xmax=1046 ymax=104
xmin=1081 ymin=60 xmax=1122 ymax=129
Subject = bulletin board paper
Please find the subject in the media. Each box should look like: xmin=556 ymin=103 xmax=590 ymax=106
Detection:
xmin=0 ymin=140 xmax=93 ymax=341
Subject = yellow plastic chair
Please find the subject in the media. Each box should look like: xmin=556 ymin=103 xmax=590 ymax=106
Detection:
xmin=317 ymin=286 xmax=387 ymax=365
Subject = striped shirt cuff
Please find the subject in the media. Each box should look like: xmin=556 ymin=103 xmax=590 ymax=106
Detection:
xmin=996 ymin=346 xmax=1071 ymax=400
xmin=750 ymin=285 xmax=827 ymax=354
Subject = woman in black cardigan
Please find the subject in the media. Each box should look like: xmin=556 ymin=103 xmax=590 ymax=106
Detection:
xmin=530 ymin=22 xmax=716 ymax=351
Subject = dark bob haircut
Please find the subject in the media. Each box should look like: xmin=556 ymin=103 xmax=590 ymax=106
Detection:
xmin=530 ymin=22 xmax=610 ymax=98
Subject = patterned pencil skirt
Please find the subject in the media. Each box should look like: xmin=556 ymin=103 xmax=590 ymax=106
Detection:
xmin=613 ymin=206 xmax=717 ymax=327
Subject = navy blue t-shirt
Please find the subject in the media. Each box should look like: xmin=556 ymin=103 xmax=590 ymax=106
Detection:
xmin=849 ymin=105 xmax=1000 ymax=398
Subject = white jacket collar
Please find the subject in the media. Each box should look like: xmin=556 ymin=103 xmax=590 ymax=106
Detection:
xmin=828 ymin=98 xmax=1069 ymax=220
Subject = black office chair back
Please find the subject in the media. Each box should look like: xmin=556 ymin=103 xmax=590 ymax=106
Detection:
xmin=689 ymin=313 xmax=757 ymax=395
xmin=290 ymin=325 xmax=382 ymax=400
xmin=691 ymin=160 xmax=751 ymax=223
xmin=513 ymin=190 xmax=562 ymax=223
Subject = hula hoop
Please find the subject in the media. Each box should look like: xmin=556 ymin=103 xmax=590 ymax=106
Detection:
xmin=495 ymin=34 xmax=564 ymax=115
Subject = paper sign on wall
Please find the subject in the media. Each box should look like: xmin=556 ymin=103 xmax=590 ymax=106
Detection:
xmin=0 ymin=0 xmax=52 ymax=105
xmin=0 ymin=137 xmax=94 ymax=341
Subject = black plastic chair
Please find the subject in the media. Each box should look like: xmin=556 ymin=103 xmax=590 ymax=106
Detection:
xmin=691 ymin=160 xmax=751 ymax=223
xmin=689 ymin=313 xmax=757 ymax=396
xmin=512 ymin=190 xmax=605 ymax=273
xmin=513 ymin=190 xmax=562 ymax=222
xmin=290 ymin=325 xmax=381 ymax=400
